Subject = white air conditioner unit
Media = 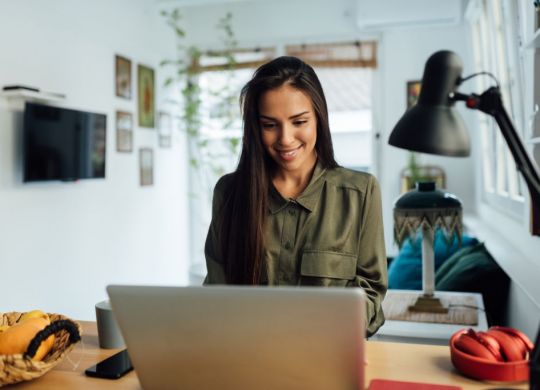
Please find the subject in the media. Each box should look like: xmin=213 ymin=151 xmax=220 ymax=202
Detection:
xmin=356 ymin=0 xmax=462 ymax=30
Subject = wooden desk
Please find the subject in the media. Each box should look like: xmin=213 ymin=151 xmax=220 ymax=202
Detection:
xmin=11 ymin=321 xmax=528 ymax=389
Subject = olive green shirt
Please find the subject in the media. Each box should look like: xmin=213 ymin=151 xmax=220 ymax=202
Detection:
xmin=204 ymin=162 xmax=387 ymax=336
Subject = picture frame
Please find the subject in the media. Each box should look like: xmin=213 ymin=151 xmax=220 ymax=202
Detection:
xmin=139 ymin=147 xmax=154 ymax=186
xmin=115 ymin=55 xmax=132 ymax=99
xmin=406 ymin=80 xmax=422 ymax=109
xmin=137 ymin=64 xmax=155 ymax=128
xmin=158 ymin=111 xmax=172 ymax=148
xmin=116 ymin=111 xmax=133 ymax=153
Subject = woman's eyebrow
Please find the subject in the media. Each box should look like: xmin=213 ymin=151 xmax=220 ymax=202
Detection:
xmin=259 ymin=111 xmax=310 ymax=121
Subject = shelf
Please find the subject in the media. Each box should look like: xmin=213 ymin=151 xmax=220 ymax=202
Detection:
xmin=525 ymin=28 xmax=540 ymax=49
xmin=1 ymin=89 xmax=65 ymax=103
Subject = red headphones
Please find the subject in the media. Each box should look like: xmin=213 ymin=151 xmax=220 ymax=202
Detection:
xmin=450 ymin=326 xmax=534 ymax=382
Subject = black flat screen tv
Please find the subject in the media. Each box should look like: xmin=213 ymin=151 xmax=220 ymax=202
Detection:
xmin=23 ymin=102 xmax=107 ymax=182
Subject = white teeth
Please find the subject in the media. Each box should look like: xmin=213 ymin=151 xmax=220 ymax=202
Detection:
xmin=278 ymin=146 xmax=301 ymax=157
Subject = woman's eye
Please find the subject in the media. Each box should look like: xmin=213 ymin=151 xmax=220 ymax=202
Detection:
xmin=294 ymin=120 xmax=307 ymax=126
xmin=262 ymin=123 xmax=275 ymax=129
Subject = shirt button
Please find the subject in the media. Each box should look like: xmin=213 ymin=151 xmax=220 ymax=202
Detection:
xmin=288 ymin=209 xmax=295 ymax=216
xmin=284 ymin=241 xmax=292 ymax=250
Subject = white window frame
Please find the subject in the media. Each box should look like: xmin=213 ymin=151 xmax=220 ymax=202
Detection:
xmin=467 ymin=0 xmax=526 ymax=220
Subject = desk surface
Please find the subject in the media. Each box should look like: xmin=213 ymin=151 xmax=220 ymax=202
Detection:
xmin=11 ymin=321 xmax=527 ymax=389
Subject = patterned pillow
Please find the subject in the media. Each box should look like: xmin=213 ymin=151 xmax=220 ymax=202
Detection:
xmin=388 ymin=230 xmax=478 ymax=290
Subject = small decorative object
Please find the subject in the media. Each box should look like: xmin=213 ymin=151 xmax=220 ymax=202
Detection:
xmin=116 ymin=111 xmax=133 ymax=153
xmin=0 ymin=312 xmax=81 ymax=387
xmin=137 ymin=64 xmax=155 ymax=128
xmin=400 ymin=157 xmax=446 ymax=193
xmin=139 ymin=148 xmax=154 ymax=186
xmin=158 ymin=112 xmax=172 ymax=148
xmin=115 ymin=55 xmax=132 ymax=99
xmin=406 ymin=80 xmax=422 ymax=109
xmin=393 ymin=181 xmax=462 ymax=313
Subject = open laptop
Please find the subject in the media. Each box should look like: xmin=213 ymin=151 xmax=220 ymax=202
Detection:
xmin=107 ymin=285 xmax=365 ymax=390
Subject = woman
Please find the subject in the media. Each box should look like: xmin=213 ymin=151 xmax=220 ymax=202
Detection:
xmin=204 ymin=56 xmax=387 ymax=336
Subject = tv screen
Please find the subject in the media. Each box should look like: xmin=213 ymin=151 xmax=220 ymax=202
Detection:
xmin=23 ymin=102 xmax=107 ymax=182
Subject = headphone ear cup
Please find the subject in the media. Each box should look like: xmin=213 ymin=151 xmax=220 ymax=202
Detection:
xmin=454 ymin=333 xmax=499 ymax=362
xmin=489 ymin=326 xmax=534 ymax=352
xmin=486 ymin=329 xmax=526 ymax=361
xmin=475 ymin=331 xmax=504 ymax=362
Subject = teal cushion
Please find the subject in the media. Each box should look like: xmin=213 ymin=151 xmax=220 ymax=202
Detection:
xmin=388 ymin=230 xmax=478 ymax=290
xmin=435 ymin=242 xmax=509 ymax=325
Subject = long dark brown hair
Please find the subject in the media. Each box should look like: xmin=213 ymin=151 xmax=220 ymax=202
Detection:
xmin=219 ymin=56 xmax=338 ymax=284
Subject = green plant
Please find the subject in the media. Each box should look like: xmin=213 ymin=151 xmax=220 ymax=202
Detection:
xmin=407 ymin=152 xmax=423 ymax=186
xmin=160 ymin=9 xmax=240 ymax=180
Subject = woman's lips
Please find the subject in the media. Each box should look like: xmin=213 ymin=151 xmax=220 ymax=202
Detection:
xmin=276 ymin=145 xmax=303 ymax=161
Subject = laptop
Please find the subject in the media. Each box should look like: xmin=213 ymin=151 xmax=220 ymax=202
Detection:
xmin=107 ymin=285 xmax=366 ymax=390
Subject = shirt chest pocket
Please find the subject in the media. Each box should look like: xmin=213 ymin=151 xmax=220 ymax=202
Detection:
xmin=300 ymin=250 xmax=357 ymax=287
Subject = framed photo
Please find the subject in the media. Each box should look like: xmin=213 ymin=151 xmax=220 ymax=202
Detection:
xmin=116 ymin=111 xmax=133 ymax=153
xmin=137 ymin=64 xmax=155 ymax=128
xmin=158 ymin=111 xmax=172 ymax=148
xmin=139 ymin=147 xmax=154 ymax=186
xmin=115 ymin=55 xmax=132 ymax=99
xmin=407 ymin=80 xmax=422 ymax=109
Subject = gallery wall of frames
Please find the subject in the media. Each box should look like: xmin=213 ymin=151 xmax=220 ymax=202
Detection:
xmin=114 ymin=55 xmax=174 ymax=187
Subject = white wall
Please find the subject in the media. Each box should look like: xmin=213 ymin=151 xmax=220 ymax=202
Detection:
xmin=0 ymin=0 xmax=190 ymax=320
xmin=178 ymin=0 xmax=364 ymax=50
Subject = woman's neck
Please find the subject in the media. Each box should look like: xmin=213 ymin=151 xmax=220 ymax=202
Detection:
xmin=272 ymin=156 xmax=317 ymax=199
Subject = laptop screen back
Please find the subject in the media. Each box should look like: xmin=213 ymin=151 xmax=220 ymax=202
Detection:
xmin=107 ymin=285 xmax=365 ymax=390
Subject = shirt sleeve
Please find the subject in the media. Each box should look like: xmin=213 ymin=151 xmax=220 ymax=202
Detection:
xmin=203 ymin=176 xmax=228 ymax=285
xmin=349 ymin=175 xmax=388 ymax=337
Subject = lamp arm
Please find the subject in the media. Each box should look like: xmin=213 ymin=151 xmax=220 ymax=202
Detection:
xmin=453 ymin=87 xmax=540 ymax=202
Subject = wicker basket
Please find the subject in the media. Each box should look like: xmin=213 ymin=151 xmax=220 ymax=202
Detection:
xmin=0 ymin=312 xmax=82 ymax=387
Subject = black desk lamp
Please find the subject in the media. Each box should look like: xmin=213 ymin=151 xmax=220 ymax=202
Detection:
xmin=388 ymin=49 xmax=540 ymax=390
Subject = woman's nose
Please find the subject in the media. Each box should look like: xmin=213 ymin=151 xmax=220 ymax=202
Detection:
xmin=277 ymin=124 xmax=295 ymax=145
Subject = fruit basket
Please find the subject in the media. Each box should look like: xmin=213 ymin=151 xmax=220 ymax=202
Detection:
xmin=0 ymin=312 xmax=82 ymax=387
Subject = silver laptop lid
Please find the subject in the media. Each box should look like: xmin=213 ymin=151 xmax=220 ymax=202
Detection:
xmin=107 ymin=285 xmax=365 ymax=390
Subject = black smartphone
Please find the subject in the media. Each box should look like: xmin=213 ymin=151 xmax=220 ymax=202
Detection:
xmin=85 ymin=349 xmax=133 ymax=379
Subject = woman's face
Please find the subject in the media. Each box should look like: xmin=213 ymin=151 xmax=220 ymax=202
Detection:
xmin=258 ymin=84 xmax=317 ymax=176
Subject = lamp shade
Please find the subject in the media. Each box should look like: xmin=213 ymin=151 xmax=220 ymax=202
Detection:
xmin=389 ymin=51 xmax=471 ymax=157
xmin=394 ymin=182 xmax=463 ymax=248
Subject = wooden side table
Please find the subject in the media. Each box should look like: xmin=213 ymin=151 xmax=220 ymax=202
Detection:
xmin=371 ymin=290 xmax=489 ymax=345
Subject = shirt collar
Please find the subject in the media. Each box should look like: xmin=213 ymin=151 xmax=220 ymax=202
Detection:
xmin=268 ymin=161 xmax=327 ymax=214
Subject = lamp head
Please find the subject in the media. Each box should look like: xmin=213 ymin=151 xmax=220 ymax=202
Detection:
xmin=389 ymin=50 xmax=471 ymax=157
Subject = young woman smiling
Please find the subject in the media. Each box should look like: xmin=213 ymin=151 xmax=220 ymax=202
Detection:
xmin=204 ymin=56 xmax=387 ymax=336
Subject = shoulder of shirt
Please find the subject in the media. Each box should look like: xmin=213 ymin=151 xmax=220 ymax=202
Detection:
xmin=324 ymin=166 xmax=377 ymax=192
